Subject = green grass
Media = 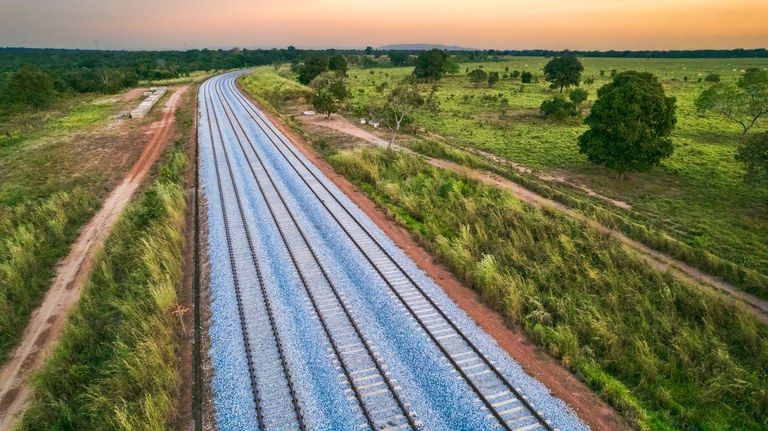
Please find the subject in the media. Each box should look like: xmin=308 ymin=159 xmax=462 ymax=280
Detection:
xmin=240 ymin=67 xmax=313 ymax=113
xmin=0 ymin=99 xmax=120 ymax=362
xmin=18 ymin=136 xmax=189 ymax=430
xmin=327 ymin=147 xmax=768 ymax=431
xmin=344 ymin=58 xmax=768 ymax=297
xmin=138 ymin=70 xmax=212 ymax=87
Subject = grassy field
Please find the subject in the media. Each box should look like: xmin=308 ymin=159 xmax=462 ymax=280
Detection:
xmin=0 ymin=98 xmax=122 ymax=362
xmin=19 ymin=140 xmax=188 ymax=430
xmin=345 ymin=58 xmax=768 ymax=297
xmin=18 ymin=89 xmax=194 ymax=428
xmin=327 ymin=148 xmax=768 ymax=431
xmin=241 ymin=64 xmax=768 ymax=431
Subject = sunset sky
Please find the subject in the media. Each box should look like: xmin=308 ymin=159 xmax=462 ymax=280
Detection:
xmin=1 ymin=0 xmax=766 ymax=51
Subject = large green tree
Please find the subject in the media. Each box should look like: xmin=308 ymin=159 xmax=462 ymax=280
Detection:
xmin=736 ymin=132 xmax=768 ymax=183
xmin=412 ymin=49 xmax=448 ymax=82
xmin=328 ymin=54 xmax=348 ymax=76
xmin=578 ymin=71 xmax=677 ymax=176
xmin=309 ymin=72 xmax=349 ymax=118
xmin=6 ymin=65 xmax=55 ymax=109
xmin=298 ymin=54 xmax=328 ymax=85
xmin=695 ymin=68 xmax=768 ymax=138
xmin=543 ymin=56 xmax=584 ymax=92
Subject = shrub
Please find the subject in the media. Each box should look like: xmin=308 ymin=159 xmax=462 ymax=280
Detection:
xmin=568 ymin=88 xmax=589 ymax=105
xmin=704 ymin=73 xmax=721 ymax=83
xmin=540 ymin=97 xmax=577 ymax=120
xmin=521 ymin=71 xmax=533 ymax=83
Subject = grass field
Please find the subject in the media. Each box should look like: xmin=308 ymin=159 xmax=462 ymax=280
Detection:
xmin=328 ymin=147 xmax=768 ymax=431
xmin=345 ymin=58 xmax=768 ymax=297
xmin=0 ymin=88 xmax=167 ymax=362
xmin=18 ymin=91 xmax=194 ymax=429
xmin=19 ymin=140 xmax=188 ymax=430
xmin=241 ymin=63 xmax=768 ymax=431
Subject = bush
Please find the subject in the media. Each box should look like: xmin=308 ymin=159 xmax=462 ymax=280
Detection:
xmin=540 ymin=97 xmax=577 ymax=120
xmin=521 ymin=71 xmax=533 ymax=83
xmin=704 ymin=73 xmax=721 ymax=83
xmin=569 ymin=88 xmax=589 ymax=105
xmin=468 ymin=68 xmax=488 ymax=85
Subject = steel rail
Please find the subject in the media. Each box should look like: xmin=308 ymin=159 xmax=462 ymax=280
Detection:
xmin=212 ymin=77 xmax=417 ymax=430
xmin=204 ymin=76 xmax=305 ymax=430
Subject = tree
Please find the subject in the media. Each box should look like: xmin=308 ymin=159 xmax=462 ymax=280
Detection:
xmin=443 ymin=56 xmax=460 ymax=75
xmin=487 ymin=71 xmax=499 ymax=87
xmin=309 ymin=72 xmax=349 ymax=118
xmin=412 ymin=48 xmax=448 ymax=82
xmin=369 ymin=82 xmax=424 ymax=147
xmin=696 ymin=68 xmax=768 ymax=138
xmin=6 ymin=65 xmax=55 ymax=109
xmin=736 ymin=132 xmax=768 ymax=183
xmin=328 ymin=54 xmax=348 ymax=76
xmin=389 ymin=52 xmax=409 ymax=67
xmin=543 ymin=56 xmax=584 ymax=92
xmin=578 ymin=71 xmax=677 ymax=177
xmin=468 ymin=68 xmax=487 ymax=85
xmin=298 ymin=54 xmax=328 ymax=85
xmin=521 ymin=71 xmax=533 ymax=83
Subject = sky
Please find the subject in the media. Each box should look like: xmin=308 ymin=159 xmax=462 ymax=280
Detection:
xmin=0 ymin=0 xmax=766 ymax=51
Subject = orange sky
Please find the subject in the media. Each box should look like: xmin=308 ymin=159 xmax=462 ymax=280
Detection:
xmin=0 ymin=0 xmax=766 ymax=50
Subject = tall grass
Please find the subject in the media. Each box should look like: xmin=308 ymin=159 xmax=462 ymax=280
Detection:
xmin=405 ymin=137 xmax=768 ymax=298
xmin=0 ymin=189 xmax=97 ymax=361
xmin=19 ymin=140 xmax=188 ymax=430
xmin=345 ymin=59 xmax=768 ymax=298
xmin=329 ymin=148 xmax=768 ymax=431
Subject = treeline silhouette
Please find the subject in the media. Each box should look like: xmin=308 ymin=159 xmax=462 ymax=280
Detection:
xmin=1 ymin=46 xmax=765 ymax=110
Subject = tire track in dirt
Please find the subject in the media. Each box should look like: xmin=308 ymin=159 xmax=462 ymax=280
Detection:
xmin=0 ymin=86 xmax=188 ymax=431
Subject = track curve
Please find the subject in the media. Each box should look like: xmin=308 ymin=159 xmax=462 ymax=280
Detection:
xmin=199 ymin=71 xmax=589 ymax=431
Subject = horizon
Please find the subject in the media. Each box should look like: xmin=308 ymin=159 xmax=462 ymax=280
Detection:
xmin=1 ymin=0 xmax=767 ymax=51
xmin=2 ymin=44 xmax=768 ymax=53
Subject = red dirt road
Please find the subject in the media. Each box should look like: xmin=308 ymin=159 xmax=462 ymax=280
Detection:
xmin=0 ymin=86 xmax=188 ymax=430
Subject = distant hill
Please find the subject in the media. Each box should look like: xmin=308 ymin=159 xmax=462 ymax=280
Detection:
xmin=377 ymin=44 xmax=477 ymax=51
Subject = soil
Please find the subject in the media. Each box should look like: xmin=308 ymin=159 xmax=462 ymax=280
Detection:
xmin=258 ymin=107 xmax=632 ymax=431
xmin=0 ymin=86 xmax=189 ymax=431
xmin=298 ymin=112 xmax=768 ymax=324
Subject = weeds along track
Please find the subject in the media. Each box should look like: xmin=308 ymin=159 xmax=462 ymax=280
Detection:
xmin=201 ymin=71 xmax=585 ymax=430
xmin=208 ymin=75 xmax=418 ymax=430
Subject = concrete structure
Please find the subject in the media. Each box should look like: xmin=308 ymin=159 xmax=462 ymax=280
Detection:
xmin=130 ymin=87 xmax=166 ymax=119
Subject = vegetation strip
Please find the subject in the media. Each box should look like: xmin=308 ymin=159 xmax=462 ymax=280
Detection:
xmin=16 ymin=138 xmax=189 ymax=430
xmin=326 ymin=148 xmax=768 ymax=431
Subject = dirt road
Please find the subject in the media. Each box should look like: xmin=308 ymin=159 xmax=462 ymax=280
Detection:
xmin=0 ymin=86 xmax=188 ymax=430
xmin=300 ymin=114 xmax=768 ymax=324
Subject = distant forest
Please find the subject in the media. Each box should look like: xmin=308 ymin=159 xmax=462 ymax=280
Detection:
xmin=0 ymin=46 xmax=765 ymax=109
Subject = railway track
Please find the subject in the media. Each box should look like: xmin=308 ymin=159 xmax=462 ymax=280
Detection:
xmin=207 ymin=74 xmax=420 ymax=430
xmin=218 ymin=73 xmax=556 ymax=431
xmin=200 ymin=70 xmax=587 ymax=430
xmin=202 ymin=76 xmax=305 ymax=430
